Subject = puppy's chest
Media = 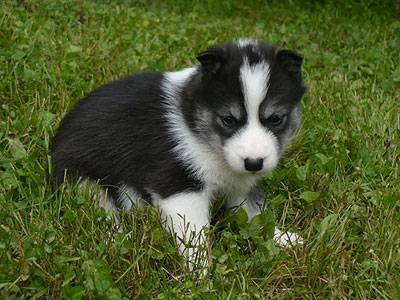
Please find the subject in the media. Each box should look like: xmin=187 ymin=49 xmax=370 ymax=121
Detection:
xmin=202 ymin=166 xmax=261 ymax=198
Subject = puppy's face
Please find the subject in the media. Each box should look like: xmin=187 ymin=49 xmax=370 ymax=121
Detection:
xmin=185 ymin=40 xmax=306 ymax=175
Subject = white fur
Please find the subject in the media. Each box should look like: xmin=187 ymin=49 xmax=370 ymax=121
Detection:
xmin=78 ymin=179 xmax=118 ymax=215
xmin=240 ymin=57 xmax=270 ymax=113
xmin=154 ymin=190 xmax=211 ymax=269
xmin=237 ymin=38 xmax=258 ymax=48
xmin=162 ymin=67 xmax=218 ymax=184
xmin=223 ymin=122 xmax=280 ymax=173
xmin=273 ymin=229 xmax=303 ymax=246
xmin=78 ymin=180 xmax=122 ymax=239
xmin=118 ymin=184 xmax=145 ymax=210
xmin=162 ymin=68 xmax=261 ymax=195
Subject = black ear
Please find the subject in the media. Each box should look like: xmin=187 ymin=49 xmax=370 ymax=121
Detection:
xmin=196 ymin=47 xmax=224 ymax=74
xmin=276 ymin=49 xmax=303 ymax=76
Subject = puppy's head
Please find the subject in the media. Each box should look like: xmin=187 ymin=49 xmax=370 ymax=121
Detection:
xmin=184 ymin=39 xmax=306 ymax=174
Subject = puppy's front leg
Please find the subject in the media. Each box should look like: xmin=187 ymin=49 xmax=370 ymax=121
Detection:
xmin=156 ymin=191 xmax=210 ymax=272
xmin=226 ymin=185 xmax=266 ymax=221
xmin=227 ymin=185 xmax=303 ymax=246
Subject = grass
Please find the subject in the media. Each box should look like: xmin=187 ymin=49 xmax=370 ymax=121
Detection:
xmin=1 ymin=0 xmax=399 ymax=298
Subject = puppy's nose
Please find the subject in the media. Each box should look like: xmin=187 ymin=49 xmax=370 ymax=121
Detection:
xmin=244 ymin=158 xmax=263 ymax=172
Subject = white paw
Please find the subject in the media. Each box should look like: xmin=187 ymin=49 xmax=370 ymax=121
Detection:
xmin=273 ymin=228 xmax=303 ymax=247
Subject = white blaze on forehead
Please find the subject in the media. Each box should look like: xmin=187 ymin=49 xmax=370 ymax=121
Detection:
xmin=240 ymin=57 xmax=271 ymax=123
xmin=237 ymin=38 xmax=258 ymax=48
xmin=222 ymin=57 xmax=279 ymax=174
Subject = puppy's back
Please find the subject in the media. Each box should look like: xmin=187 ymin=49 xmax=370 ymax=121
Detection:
xmin=51 ymin=72 xmax=165 ymax=185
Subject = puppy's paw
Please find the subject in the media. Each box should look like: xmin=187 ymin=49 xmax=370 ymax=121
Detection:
xmin=273 ymin=228 xmax=303 ymax=247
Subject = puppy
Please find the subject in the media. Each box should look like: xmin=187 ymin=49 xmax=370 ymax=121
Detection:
xmin=50 ymin=39 xmax=306 ymax=271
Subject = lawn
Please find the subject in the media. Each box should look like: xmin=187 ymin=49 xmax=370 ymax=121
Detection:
xmin=1 ymin=0 xmax=399 ymax=298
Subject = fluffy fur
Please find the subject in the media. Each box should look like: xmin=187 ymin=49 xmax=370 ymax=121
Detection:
xmin=50 ymin=39 xmax=306 ymax=270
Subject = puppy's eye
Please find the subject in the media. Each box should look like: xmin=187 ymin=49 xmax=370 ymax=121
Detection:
xmin=267 ymin=115 xmax=284 ymax=126
xmin=221 ymin=116 xmax=237 ymax=126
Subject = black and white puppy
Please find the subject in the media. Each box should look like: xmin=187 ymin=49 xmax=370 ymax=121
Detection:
xmin=51 ymin=39 xmax=306 ymax=268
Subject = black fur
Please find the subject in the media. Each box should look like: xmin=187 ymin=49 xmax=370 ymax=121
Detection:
xmin=50 ymin=72 xmax=202 ymax=201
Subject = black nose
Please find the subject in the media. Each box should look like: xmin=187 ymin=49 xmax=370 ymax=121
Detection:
xmin=244 ymin=158 xmax=263 ymax=172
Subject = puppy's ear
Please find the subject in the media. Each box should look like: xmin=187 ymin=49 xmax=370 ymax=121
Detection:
xmin=276 ymin=49 xmax=303 ymax=76
xmin=196 ymin=47 xmax=224 ymax=74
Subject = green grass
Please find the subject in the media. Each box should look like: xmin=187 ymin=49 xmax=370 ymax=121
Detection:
xmin=1 ymin=0 xmax=400 ymax=298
